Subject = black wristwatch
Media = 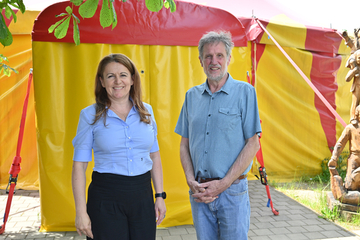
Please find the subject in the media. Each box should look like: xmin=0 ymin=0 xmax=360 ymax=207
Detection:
xmin=155 ymin=192 xmax=166 ymax=199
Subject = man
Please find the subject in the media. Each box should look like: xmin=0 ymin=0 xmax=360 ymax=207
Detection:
xmin=328 ymin=105 xmax=360 ymax=205
xmin=175 ymin=31 xmax=262 ymax=240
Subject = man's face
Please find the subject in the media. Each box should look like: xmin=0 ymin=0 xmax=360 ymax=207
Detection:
xmin=199 ymin=42 xmax=231 ymax=82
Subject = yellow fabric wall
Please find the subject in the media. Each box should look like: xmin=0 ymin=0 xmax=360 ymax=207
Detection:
xmin=0 ymin=11 xmax=39 ymax=190
xmin=252 ymin=16 xmax=352 ymax=181
xmin=32 ymin=41 xmax=250 ymax=231
xmin=257 ymin=45 xmax=329 ymax=179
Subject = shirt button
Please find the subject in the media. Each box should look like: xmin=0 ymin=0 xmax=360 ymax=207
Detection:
xmin=205 ymin=151 xmax=208 ymax=154
xmin=208 ymin=114 xmax=211 ymax=117
xmin=129 ymin=147 xmax=132 ymax=150
xmin=206 ymin=132 xmax=209 ymax=135
xmin=212 ymin=97 xmax=214 ymax=100
xmin=128 ymin=137 xmax=131 ymax=139
xmin=130 ymin=159 xmax=132 ymax=162
xmin=131 ymin=172 xmax=133 ymax=174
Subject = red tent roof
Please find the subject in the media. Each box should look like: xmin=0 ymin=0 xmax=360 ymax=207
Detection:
xmin=32 ymin=0 xmax=248 ymax=47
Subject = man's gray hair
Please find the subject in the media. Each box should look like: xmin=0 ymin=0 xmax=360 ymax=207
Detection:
xmin=198 ymin=31 xmax=234 ymax=60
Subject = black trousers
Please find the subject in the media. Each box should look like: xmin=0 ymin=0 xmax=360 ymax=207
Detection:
xmin=87 ymin=171 xmax=156 ymax=240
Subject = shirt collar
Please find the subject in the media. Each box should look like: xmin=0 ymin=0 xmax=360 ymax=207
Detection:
xmin=106 ymin=97 xmax=136 ymax=118
xmin=201 ymin=73 xmax=234 ymax=95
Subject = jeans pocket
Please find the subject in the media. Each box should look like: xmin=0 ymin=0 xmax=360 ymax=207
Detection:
xmin=225 ymin=180 xmax=248 ymax=196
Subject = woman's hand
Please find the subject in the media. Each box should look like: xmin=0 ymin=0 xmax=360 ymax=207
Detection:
xmin=155 ymin=198 xmax=166 ymax=225
xmin=75 ymin=212 xmax=94 ymax=239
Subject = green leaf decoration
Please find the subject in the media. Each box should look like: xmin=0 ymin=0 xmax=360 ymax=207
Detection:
xmin=164 ymin=1 xmax=169 ymax=9
xmin=73 ymin=16 xmax=80 ymax=45
xmin=168 ymin=0 xmax=176 ymax=12
xmin=70 ymin=0 xmax=83 ymax=6
xmin=100 ymin=0 xmax=112 ymax=28
xmin=79 ymin=0 xmax=99 ymax=18
xmin=66 ymin=6 xmax=73 ymax=14
xmin=54 ymin=16 xmax=71 ymax=39
xmin=48 ymin=17 xmax=67 ymax=33
xmin=145 ymin=0 xmax=163 ymax=12
xmin=0 ymin=14 xmax=9 ymax=39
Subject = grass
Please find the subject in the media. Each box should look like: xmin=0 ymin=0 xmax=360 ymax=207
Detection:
xmin=269 ymin=151 xmax=360 ymax=231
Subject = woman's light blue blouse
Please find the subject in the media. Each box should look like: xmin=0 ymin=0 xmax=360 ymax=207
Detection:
xmin=72 ymin=103 xmax=159 ymax=176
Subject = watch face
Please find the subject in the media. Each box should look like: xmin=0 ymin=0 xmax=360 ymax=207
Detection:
xmin=162 ymin=192 xmax=166 ymax=199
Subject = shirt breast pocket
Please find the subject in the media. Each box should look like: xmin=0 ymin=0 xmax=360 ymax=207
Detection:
xmin=218 ymin=107 xmax=241 ymax=131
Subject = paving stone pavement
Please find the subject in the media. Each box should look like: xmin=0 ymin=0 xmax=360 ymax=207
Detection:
xmin=0 ymin=180 xmax=360 ymax=239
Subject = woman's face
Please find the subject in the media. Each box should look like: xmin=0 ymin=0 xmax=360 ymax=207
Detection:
xmin=100 ymin=61 xmax=134 ymax=102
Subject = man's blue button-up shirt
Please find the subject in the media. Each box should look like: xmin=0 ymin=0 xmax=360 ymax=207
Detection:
xmin=175 ymin=74 xmax=262 ymax=179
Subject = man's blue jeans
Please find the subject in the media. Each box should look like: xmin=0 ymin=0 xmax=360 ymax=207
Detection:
xmin=190 ymin=179 xmax=250 ymax=240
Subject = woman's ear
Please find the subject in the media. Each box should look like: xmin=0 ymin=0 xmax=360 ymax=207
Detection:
xmin=99 ymin=77 xmax=105 ymax=88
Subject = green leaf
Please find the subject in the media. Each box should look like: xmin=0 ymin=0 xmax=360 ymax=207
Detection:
xmin=72 ymin=13 xmax=80 ymax=24
xmin=0 ymin=60 xmax=18 ymax=76
xmin=145 ymin=0 xmax=163 ymax=12
xmin=73 ymin=15 xmax=80 ymax=45
xmin=70 ymin=0 xmax=83 ymax=6
xmin=4 ymin=67 xmax=10 ymax=77
xmin=9 ymin=6 xmax=18 ymax=23
xmin=164 ymin=1 xmax=169 ymax=9
xmin=17 ymin=0 xmax=26 ymax=13
xmin=5 ymin=6 xmax=13 ymax=21
xmin=54 ymin=16 xmax=71 ymax=39
xmin=0 ymin=15 xmax=13 ymax=47
xmin=168 ymin=0 xmax=176 ymax=12
xmin=48 ymin=17 xmax=67 ymax=34
xmin=10 ymin=0 xmax=26 ymax=14
xmin=100 ymin=0 xmax=112 ymax=28
xmin=0 ymin=14 xmax=9 ymax=39
xmin=55 ymin=13 xmax=68 ymax=17
xmin=111 ymin=1 xmax=117 ymax=29
xmin=66 ymin=6 xmax=73 ymax=14
xmin=79 ymin=0 xmax=99 ymax=18
xmin=0 ymin=54 xmax=8 ymax=62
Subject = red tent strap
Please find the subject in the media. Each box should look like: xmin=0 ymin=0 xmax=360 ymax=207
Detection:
xmin=247 ymin=72 xmax=279 ymax=216
xmin=0 ymin=69 xmax=33 ymax=235
xmin=255 ymin=19 xmax=347 ymax=128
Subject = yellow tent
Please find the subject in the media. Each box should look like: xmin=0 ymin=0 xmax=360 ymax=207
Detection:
xmin=1 ymin=0 xmax=352 ymax=232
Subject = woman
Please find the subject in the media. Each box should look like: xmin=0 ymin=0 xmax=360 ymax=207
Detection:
xmin=72 ymin=53 xmax=166 ymax=240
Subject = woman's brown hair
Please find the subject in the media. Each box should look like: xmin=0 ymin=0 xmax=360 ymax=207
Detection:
xmin=92 ymin=53 xmax=150 ymax=125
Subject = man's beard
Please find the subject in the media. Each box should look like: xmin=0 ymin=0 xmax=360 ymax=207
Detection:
xmin=205 ymin=65 xmax=227 ymax=82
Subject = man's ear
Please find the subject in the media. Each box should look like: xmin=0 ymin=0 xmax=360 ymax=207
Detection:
xmin=227 ymin=55 xmax=232 ymax=66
